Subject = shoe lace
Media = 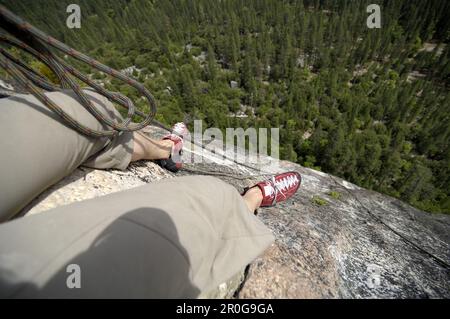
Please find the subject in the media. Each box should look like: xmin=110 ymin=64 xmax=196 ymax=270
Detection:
xmin=266 ymin=176 xmax=287 ymax=205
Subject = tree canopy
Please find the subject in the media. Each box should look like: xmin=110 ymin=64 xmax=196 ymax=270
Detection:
xmin=1 ymin=0 xmax=449 ymax=214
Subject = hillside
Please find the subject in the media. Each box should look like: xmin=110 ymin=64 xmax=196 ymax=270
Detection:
xmin=0 ymin=0 xmax=449 ymax=215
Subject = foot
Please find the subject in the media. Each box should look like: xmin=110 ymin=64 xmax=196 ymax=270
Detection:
xmin=244 ymin=171 xmax=302 ymax=207
xmin=156 ymin=122 xmax=189 ymax=173
xmin=131 ymin=132 xmax=173 ymax=162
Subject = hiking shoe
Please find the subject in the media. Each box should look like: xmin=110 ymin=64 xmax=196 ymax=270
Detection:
xmin=156 ymin=122 xmax=189 ymax=172
xmin=246 ymin=171 xmax=302 ymax=207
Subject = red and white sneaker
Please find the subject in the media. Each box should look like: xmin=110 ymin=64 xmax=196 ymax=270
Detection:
xmin=156 ymin=122 xmax=189 ymax=173
xmin=246 ymin=171 xmax=302 ymax=207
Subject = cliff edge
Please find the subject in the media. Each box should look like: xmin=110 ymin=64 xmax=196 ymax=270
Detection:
xmin=19 ymin=126 xmax=450 ymax=298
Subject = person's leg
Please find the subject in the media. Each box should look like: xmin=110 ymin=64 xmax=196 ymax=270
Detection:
xmin=0 ymin=89 xmax=170 ymax=221
xmin=82 ymin=129 xmax=175 ymax=168
xmin=130 ymin=131 xmax=173 ymax=161
xmin=0 ymin=176 xmax=274 ymax=298
xmin=242 ymin=187 xmax=263 ymax=213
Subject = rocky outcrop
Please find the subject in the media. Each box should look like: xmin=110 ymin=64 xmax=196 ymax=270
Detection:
xmin=237 ymin=161 xmax=450 ymax=298
xmin=20 ymin=126 xmax=450 ymax=298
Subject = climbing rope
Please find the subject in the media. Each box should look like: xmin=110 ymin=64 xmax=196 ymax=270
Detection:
xmin=0 ymin=5 xmax=160 ymax=137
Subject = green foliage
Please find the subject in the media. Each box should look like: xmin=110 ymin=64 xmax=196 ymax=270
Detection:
xmin=328 ymin=191 xmax=342 ymax=201
xmin=312 ymin=196 xmax=328 ymax=206
xmin=2 ymin=0 xmax=449 ymax=214
xmin=29 ymin=61 xmax=60 ymax=85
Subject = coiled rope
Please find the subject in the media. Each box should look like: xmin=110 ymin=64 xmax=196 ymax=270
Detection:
xmin=0 ymin=4 xmax=164 ymax=138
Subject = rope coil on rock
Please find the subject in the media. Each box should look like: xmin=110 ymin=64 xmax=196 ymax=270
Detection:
xmin=0 ymin=5 xmax=156 ymax=137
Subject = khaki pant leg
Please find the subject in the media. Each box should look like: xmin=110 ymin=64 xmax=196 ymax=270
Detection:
xmin=0 ymin=90 xmax=133 ymax=221
xmin=0 ymin=176 xmax=274 ymax=298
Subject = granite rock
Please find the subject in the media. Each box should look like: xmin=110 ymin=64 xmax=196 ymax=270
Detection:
xmin=20 ymin=126 xmax=450 ymax=298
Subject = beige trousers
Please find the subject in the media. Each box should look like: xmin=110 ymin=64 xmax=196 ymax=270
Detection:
xmin=0 ymin=90 xmax=133 ymax=221
xmin=0 ymin=91 xmax=274 ymax=298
